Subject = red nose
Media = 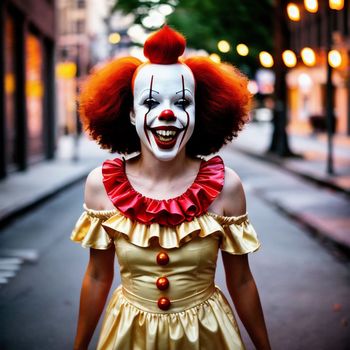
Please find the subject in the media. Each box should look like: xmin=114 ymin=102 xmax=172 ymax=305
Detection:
xmin=158 ymin=109 xmax=176 ymax=121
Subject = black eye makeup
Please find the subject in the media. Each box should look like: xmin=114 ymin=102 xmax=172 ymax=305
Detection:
xmin=175 ymin=98 xmax=191 ymax=109
xmin=143 ymin=98 xmax=160 ymax=109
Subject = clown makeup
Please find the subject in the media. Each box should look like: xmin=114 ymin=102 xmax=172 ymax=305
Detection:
xmin=131 ymin=63 xmax=195 ymax=162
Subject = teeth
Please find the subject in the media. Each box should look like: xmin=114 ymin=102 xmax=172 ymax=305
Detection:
xmin=159 ymin=135 xmax=173 ymax=142
xmin=155 ymin=130 xmax=176 ymax=136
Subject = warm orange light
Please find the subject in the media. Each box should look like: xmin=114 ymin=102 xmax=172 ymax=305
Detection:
xmin=328 ymin=50 xmax=342 ymax=68
xmin=5 ymin=73 xmax=15 ymax=94
xmin=259 ymin=51 xmax=274 ymax=68
xmin=304 ymin=0 xmax=318 ymax=13
xmin=282 ymin=50 xmax=297 ymax=67
xmin=56 ymin=62 xmax=77 ymax=79
xmin=236 ymin=43 xmax=249 ymax=56
xmin=301 ymin=47 xmax=316 ymax=66
xmin=217 ymin=40 xmax=230 ymax=53
xmin=329 ymin=0 xmax=344 ymax=10
xmin=287 ymin=3 xmax=300 ymax=21
xmin=209 ymin=53 xmax=221 ymax=63
xmin=108 ymin=32 xmax=121 ymax=44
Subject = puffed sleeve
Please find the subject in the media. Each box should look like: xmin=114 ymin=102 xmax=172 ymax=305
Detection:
xmin=211 ymin=213 xmax=261 ymax=254
xmin=70 ymin=206 xmax=116 ymax=250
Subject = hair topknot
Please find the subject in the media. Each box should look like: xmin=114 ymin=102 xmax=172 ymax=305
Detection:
xmin=143 ymin=25 xmax=186 ymax=64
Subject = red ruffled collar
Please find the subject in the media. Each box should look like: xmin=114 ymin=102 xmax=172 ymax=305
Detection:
xmin=102 ymin=156 xmax=224 ymax=226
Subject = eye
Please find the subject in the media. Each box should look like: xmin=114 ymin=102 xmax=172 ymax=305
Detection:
xmin=143 ymin=98 xmax=159 ymax=109
xmin=175 ymin=98 xmax=190 ymax=109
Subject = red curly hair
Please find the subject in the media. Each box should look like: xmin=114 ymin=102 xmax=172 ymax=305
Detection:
xmin=79 ymin=26 xmax=251 ymax=156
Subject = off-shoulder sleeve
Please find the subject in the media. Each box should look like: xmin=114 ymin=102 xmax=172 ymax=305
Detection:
xmin=70 ymin=206 xmax=117 ymax=250
xmin=209 ymin=213 xmax=260 ymax=254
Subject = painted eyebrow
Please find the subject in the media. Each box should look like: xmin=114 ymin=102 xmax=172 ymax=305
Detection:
xmin=140 ymin=88 xmax=159 ymax=95
xmin=176 ymin=88 xmax=193 ymax=96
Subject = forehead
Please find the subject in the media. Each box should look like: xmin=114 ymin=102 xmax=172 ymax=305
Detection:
xmin=133 ymin=63 xmax=195 ymax=94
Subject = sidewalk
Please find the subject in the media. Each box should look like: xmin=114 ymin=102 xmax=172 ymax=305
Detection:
xmin=234 ymin=122 xmax=350 ymax=195
xmin=232 ymin=122 xmax=350 ymax=250
xmin=0 ymin=135 xmax=109 ymax=226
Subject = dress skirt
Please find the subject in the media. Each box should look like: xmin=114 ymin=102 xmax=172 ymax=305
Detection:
xmin=97 ymin=286 xmax=245 ymax=350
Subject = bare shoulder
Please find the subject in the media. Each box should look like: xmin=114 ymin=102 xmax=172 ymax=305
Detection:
xmin=221 ymin=166 xmax=247 ymax=217
xmin=84 ymin=166 xmax=113 ymax=210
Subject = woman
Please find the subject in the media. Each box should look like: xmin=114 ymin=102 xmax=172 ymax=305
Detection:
xmin=71 ymin=25 xmax=271 ymax=350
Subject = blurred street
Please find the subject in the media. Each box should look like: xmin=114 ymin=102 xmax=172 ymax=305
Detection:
xmin=1 ymin=1 xmax=350 ymax=349
xmin=0 ymin=141 xmax=349 ymax=350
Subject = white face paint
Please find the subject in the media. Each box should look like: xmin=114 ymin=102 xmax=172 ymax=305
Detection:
xmin=131 ymin=63 xmax=195 ymax=161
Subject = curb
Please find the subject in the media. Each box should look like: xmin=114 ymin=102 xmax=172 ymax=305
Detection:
xmin=235 ymin=147 xmax=350 ymax=251
xmin=0 ymin=172 xmax=88 ymax=229
xmin=235 ymin=147 xmax=350 ymax=197
xmin=263 ymin=196 xmax=350 ymax=254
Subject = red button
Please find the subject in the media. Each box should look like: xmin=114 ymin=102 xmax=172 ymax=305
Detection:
xmin=157 ymin=297 xmax=171 ymax=310
xmin=156 ymin=276 xmax=169 ymax=290
xmin=156 ymin=252 xmax=169 ymax=265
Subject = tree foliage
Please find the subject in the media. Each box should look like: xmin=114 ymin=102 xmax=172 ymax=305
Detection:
xmin=113 ymin=0 xmax=274 ymax=76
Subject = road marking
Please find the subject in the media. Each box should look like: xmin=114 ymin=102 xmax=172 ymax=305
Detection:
xmin=0 ymin=249 xmax=38 ymax=286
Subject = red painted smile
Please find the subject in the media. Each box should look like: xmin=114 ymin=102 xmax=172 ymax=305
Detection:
xmin=148 ymin=126 xmax=184 ymax=149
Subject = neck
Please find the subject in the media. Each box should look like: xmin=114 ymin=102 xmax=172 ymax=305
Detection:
xmin=136 ymin=145 xmax=191 ymax=181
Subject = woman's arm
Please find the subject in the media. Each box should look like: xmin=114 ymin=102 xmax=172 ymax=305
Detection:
xmin=222 ymin=252 xmax=270 ymax=350
xmin=73 ymin=168 xmax=116 ymax=349
xmin=221 ymin=167 xmax=271 ymax=349
xmin=73 ymin=247 xmax=115 ymax=350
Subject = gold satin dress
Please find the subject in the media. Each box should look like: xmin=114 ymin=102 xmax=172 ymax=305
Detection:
xmin=71 ymin=206 xmax=260 ymax=350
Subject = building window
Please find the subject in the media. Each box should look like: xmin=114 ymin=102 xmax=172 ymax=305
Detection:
xmin=77 ymin=0 xmax=85 ymax=9
xmin=4 ymin=15 xmax=17 ymax=168
xmin=26 ymin=32 xmax=44 ymax=162
xmin=76 ymin=19 xmax=85 ymax=34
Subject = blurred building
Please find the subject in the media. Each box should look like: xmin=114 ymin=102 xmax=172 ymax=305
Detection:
xmin=56 ymin=0 xmax=133 ymax=136
xmin=286 ymin=1 xmax=350 ymax=136
xmin=0 ymin=0 xmax=56 ymax=179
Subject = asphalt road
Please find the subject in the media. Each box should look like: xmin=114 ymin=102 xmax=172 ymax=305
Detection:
xmin=0 ymin=149 xmax=349 ymax=350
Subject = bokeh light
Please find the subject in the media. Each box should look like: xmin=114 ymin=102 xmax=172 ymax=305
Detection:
xmin=301 ymin=47 xmax=316 ymax=66
xmin=217 ymin=40 xmax=230 ymax=53
xmin=236 ymin=44 xmax=249 ymax=56
xmin=259 ymin=51 xmax=274 ymax=68
xmin=282 ymin=50 xmax=297 ymax=67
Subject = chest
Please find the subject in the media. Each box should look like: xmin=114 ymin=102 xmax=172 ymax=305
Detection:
xmin=114 ymin=234 xmax=221 ymax=278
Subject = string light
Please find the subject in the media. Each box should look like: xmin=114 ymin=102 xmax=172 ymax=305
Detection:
xmin=304 ymin=0 xmax=318 ymax=13
xmin=209 ymin=53 xmax=221 ymax=63
xmin=287 ymin=3 xmax=300 ymax=21
xmin=236 ymin=44 xmax=249 ymax=56
xmin=282 ymin=50 xmax=297 ymax=67
xmin=217 ymin=40 xmax=230 ymax=53
xmin=329 ymin=0 xmax=344 ymax=10
xmin=108 ymin=32 xmax=121 ymax=44
xmin=328 ymin=50 xmax=342 ymax=68
xmin=301 ymin=47 xmax=316 ymax=66
xmin=259 ymin=51 xmax=274 ymax=68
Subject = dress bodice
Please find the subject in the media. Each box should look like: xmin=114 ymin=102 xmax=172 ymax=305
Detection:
xmin=71 ymin=207 xmax=260 ymax=313
xmin=115 ymin=234 xmax=219 ymax=312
